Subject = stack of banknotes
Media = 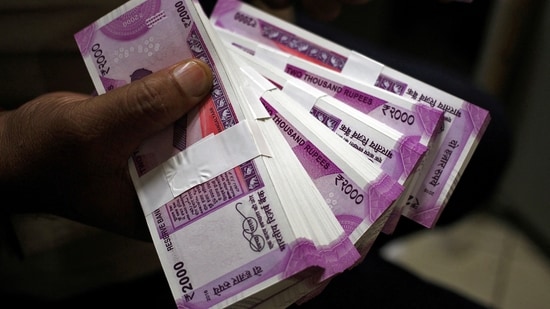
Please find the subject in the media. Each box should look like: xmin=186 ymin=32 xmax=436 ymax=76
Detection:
xmin=74 ymin=0 xmax=491 ymax=308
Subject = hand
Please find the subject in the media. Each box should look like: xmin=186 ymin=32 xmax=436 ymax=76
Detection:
xmin=260 ymin=0 xmax=372 ymax=21
xmin=0 ymin=59 xmax=213 ymax=240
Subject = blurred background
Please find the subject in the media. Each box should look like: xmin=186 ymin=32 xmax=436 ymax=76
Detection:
xmin=1 ymin=0 xmax=549 ymax=308
xmin=320 ymin=0 xmax=550 ymax=308
xmin=326 ymin=0 xmax=550 ymax=257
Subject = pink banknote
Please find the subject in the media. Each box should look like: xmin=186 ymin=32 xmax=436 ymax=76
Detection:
xmin=75 ymin=0 xmax=360 ymax=308
xmin=75 ymin=0 xmax=245 ymax=179
xmin=211 ymin=0 xmax=490 ymax=228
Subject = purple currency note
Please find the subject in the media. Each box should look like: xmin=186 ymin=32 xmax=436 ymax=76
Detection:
xmin=151 ymin=159 xmax=328 ymax=308
xmin=75 ymin=0 xmax=242 ymax=177
xmin=212 ymin=0 xmax=348 ymax=72
xmin=260 ymin=96 xmax=403 ymax=245
xmin=211 ymin=0 xmax=491 ymax=229
xmin=401 ymin=100 xmax=490 ymax=226
xmin=375 ymin=68 xmax=490 ymax=227
xmin=308 ymin=101 xmax=427 ymax=235
xmin=76 ymin=1 xmax=359 ymax=308
xmin=283 ymin=63 xmax=444 ymax=149
xmin=310 ymin=101 xmax=427 ymax=185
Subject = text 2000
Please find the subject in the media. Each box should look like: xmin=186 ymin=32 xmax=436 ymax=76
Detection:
xmin=335 ymin=175 xmax=364 ymax=205
xmin=91 ymin=43 xmax=110 ymax=76
xmin=174 ymin=261 xmax=194 ymax=296
xmin=233 ymin=12 xmax=257 ymax=27
xmin=174 ymin=1 xmax=191 ymax=28
xmin=381 ymin=105 xmax=415 ymax=125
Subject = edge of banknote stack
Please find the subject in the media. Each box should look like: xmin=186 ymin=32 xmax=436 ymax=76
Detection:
xmin=74 ymin=0 xmax=491 ymax=308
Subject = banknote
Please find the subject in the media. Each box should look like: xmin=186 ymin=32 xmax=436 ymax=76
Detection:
xmin=373 ymin=67 xmax=490 ymax=226
xmin=75 ymin=0 xmax=361 ymax=308
xmin=230 ymin=47 xmax=428 ymax=187
xmin=210 ymin=0 xmax=490 ymax=228
xmin=210 ymin=0 xmax=382 ymax=81
xmin=238 ymin=64 xmax=403 ymax=253
xmin=227 ymin=46 xmax=429 ymax=234
xmin=75 ymin=0 xmax=252 ymax=179
xmin=216 ymin=28 xmax=442 ymax=154
xmin=220 ymin=36 xmax=441 ymax=232
xmin=236 ymin=63 xmax=401 ymax=309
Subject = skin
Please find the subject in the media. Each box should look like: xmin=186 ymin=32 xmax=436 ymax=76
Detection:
xmin=0 ymin=0 xmax=370 ymax=242
xmin=0 ymin=59 xmax=213 ymax=240
xmin=3 ymin=0 xmax=461 ymax=241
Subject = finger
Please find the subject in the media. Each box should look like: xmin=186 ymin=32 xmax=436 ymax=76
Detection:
xmin=301 ymin=0 xmax=342 ymax=22
xmin=76 ymin=58 xmax=213 ymax=145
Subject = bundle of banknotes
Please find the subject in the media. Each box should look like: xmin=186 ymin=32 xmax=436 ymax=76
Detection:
xmin=74 ymin=0 xmax=490 ymax=308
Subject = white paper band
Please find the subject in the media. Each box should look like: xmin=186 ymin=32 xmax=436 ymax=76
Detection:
xmin=282 ymin=78 xmax=326 ymax=111
xmin=255 ymin=44 xmax=290 ymax=71
xmin=136 ymin=120 xmax=270 ymax=215
xmin=341 ymin=51 xmax=384 ymax=85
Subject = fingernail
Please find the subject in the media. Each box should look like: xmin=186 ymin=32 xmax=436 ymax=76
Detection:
xmin=172 ymin=60 xmax=212 ymax=98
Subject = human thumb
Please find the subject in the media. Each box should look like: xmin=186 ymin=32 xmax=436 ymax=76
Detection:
xmin=82 ymin=58 xmax=213 ymax=145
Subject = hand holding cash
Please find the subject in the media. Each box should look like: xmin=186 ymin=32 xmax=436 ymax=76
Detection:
xmin=73 ymin=0 xmax=489 ymax=307
xmin=0 ymin=57 xmax=213 ymax=240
